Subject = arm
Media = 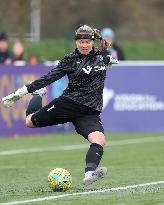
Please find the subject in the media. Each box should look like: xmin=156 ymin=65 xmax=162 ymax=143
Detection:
xmin=26 ymin=58 xmax=69 ymax=93
xmin=2 ymin=57 xmax=71 ymax=107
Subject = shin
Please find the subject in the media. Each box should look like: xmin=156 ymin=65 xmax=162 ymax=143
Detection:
xmin=85 ymin=131 xmax=106 ymax=173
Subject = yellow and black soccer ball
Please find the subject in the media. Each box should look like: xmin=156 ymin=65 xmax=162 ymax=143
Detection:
xmin=48 ymin=168 xmax=72 ymax=192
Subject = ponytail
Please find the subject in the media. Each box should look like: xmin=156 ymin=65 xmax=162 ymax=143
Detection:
xmin=93 ymin=28 xmax=111 ymax=51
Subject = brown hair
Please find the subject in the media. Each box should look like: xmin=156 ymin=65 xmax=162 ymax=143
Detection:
xmin=75 ymin=25 xmax=110 ymax=51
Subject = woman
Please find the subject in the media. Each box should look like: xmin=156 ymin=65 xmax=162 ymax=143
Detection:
xmin=2 ymin=25 xmax=118 ymax=185
xmin=12 ymin=39 xmax=26 ymax=66
xmin=101 ymin=27 xmax=125 ymax=60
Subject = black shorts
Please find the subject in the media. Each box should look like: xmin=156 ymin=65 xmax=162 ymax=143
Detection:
xmin=31 ymin=96 xmax=104 ymax=139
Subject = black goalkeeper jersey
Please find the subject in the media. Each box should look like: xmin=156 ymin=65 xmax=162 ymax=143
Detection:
xmin=26 ymin=48 xmax=112 ymax=111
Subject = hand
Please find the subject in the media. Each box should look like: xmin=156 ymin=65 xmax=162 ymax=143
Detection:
xmin=2 ymin=93 xmax=21 ymax=107
xmin=107 ymin=56 xmax=119 ymax=68
xmin=110 ymin=56 xmax=119 ymax=64
xmin=2 ymin=85 xmax=28 ymax=107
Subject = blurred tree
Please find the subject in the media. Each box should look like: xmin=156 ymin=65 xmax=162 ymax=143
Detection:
xmin=0 ymin=0 xmax=163 ymax=41
xmin=0 ymin=0 xmax=30 ymax=40
xmin=31 ymin=0 xmax=41 ymax=41
xmin=16 ymin=0 xmax=29 ymax=40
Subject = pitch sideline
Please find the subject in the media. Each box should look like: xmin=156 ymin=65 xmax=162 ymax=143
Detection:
xmin=0 ymin=181 xmax=164 ymax=205
xmin=0 ymin=135 xmax=164 ymax=156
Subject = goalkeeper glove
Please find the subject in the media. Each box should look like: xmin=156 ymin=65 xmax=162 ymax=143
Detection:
xmin=2 ymin=85 xmax=28 ymax=107
xmin=109 ymin=56 xmax=119 ymax=67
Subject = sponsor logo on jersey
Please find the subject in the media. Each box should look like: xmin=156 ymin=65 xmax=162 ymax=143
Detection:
xmin=82 ymin=65 xmax=106 ymax=74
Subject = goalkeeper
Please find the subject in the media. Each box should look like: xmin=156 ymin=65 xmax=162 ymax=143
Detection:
xmin=2 ymin=25 xmax=118 ymax=185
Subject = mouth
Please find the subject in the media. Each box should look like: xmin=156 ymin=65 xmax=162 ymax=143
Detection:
xmin=81 ymin=49 xmax=89 ymax=53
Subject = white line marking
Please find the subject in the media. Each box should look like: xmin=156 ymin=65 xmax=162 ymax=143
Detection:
xmin=0 ymin=181 xmax=164 ymax=205
xmin=0 ymin=136 xmax=164 ymax=156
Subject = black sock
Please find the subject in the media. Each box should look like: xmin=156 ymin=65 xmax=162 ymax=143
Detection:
xmin=26 ymin=95 xmax=42 ymax=116
xmin=85 ymin=143 xmax=104 ymax=173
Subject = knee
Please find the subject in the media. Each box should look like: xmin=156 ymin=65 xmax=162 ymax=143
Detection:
xmin=26 ymin=114 xmax=35 ymax=128
xmin=88 ymin=131 xmax=106 ymax=146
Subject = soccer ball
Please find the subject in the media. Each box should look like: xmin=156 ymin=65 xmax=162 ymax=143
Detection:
xmin=48 ymin=168 xmax=72 ymax=192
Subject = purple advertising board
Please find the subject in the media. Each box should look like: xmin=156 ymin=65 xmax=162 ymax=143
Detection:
xmin=0 ymin=65 xmax=68 ymax=137
xmin=0 ymin=62 xmax=164 ymax=136
xmin=102 ymin=63 xmax=164 ymax=132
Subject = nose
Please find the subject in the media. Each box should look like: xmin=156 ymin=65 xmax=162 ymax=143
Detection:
xmin=82 ymin=42 xmax=88 ymax=47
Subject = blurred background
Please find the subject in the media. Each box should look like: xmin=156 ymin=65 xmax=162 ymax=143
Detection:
xmin=0 ymin=1 xmax=164 ymax=204
xmin=0 ymin=0 xmax=164 ymax=62
xmin=0 ymin=0 xmax=164 ymax=136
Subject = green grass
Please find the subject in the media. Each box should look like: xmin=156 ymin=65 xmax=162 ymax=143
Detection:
xmin=19 ymin=39 xmax=164 ymax=61
xmin=0 ymin=132 xmax=164 ymax=205
xmin=120 ymin=41 xmax=164 ymax=60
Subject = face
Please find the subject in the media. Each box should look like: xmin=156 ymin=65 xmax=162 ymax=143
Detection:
xmin=12 ymin=41 xmax=24 ymax=57
xmin=0 ymin=40 xmax=8 ymax=52
xmin=76 ymin=39 xmax=94 ymax=55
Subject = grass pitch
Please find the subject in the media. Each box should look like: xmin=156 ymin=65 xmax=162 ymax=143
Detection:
xmin=0 ymin=132 xmax=164 ymax=205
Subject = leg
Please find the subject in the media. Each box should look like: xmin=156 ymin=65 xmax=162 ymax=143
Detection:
xmin=26 ymin=95 xmax=42 ymax=128
xmin=26 ymin=95 xmax=42 ymax=117
xmin=26 ymin=114 xmax=35 ymax=128
xmin=88 ymin=131 xmax=106 ymax=146
xmin=26 ymin=87 xmax=47 ymax=128
xmin=73 ymin=114 xmax=107 ymax=185
xmin=84 ymin=131 xmax=107 ymax=185
xmin=26 ymin=97 xmax=75 ymax=128
xmin=86 ymin=131 xmax=106 ymax=172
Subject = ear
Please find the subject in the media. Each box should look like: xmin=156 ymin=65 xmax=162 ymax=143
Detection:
xmin=75 ymin=40 xmax=78 ymax=47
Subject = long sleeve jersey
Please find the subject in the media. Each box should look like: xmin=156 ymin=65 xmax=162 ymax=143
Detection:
xmin=26 ymin=48 xmax=112 ymax=111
